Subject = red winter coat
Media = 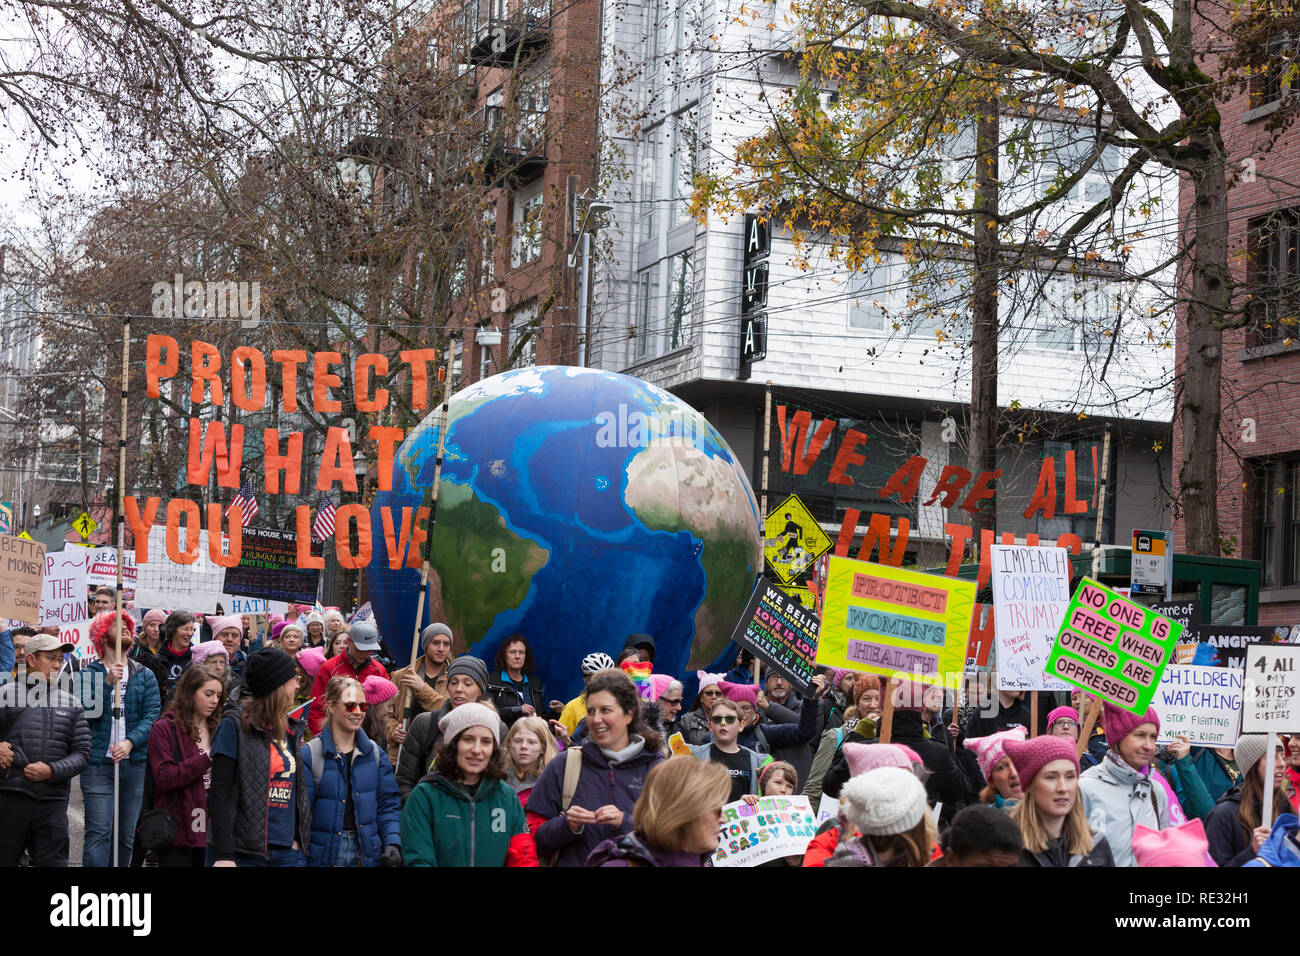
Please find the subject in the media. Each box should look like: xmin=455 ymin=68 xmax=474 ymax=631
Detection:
xmin=308 ymin=653 xmax=389 ymax=735
xmin=147 ymin=711 xmax=213 ymax=849
xmin=802 ymin=826 xmax=841 ymax=867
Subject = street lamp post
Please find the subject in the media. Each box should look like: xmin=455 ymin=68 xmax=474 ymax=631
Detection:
xmin=568 ymin=195 xmax=612 ymax=367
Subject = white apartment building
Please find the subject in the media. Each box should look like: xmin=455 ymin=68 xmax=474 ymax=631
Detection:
xmin=588 ymin=0 xmax=1177 ymax=562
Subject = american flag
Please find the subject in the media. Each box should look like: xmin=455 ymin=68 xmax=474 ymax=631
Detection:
xmin=225 ymin=479 xmax=259 ymax=527
xmin=312 ymin=493 xmax=337 ymax=543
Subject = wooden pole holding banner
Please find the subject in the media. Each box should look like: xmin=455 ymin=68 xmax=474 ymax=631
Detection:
xmin=1090 ymin=423 xmax=1113 ymax=580
xmin=396 ymin=337 xmax=458 ymax=764
xmin=111 ymin=312 xmax=130 ymax=868
xmin=879 ymin=678 xmax=899 ymax=744
xmin=1076 ymin=696 xmax=1102 ymax=760
xmin=1030 ymin=691 xmax=1039 ymax=738
xmin=1262 ymin=733 xmax=1280 ymax=830
xmin=759 ymin=382 xmax=772 ymax=517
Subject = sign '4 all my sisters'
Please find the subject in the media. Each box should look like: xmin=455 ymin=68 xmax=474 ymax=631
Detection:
xmin=1045 ymin=577 xmax=1183 ymax=715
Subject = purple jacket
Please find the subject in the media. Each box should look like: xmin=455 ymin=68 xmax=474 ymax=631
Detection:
xmin=586 ymin=831 xmax=710 ymax=867
xmin=147 ymin=711 xmax=212 ymax=849
xmin=526 ymin=738 xmax=663 ymax=867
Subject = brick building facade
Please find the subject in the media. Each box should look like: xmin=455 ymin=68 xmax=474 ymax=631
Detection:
xmin=1175 ymin=31 xmax=1300 ymax=625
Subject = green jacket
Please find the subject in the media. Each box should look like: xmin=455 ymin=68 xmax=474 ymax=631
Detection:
xmin=400 ymin=772 xmax=536 ymax=867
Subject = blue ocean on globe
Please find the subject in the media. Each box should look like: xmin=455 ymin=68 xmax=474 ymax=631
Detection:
xmin=367 ymin=365 xmax=763 ymax=701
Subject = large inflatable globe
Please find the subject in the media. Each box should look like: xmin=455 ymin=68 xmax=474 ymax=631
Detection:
xmin=366 ymin=366 xmax=762 ymax=700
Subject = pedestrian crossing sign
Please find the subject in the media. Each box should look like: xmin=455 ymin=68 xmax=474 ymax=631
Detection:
xmin=764 ymin=494 xmax=831 ymax=585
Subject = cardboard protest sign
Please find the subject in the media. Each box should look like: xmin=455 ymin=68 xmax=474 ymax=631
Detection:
xmin=990 ymin=545 xmax=1071 ymax=691
xmin=1150 ymin=665 xmax=1243 ymax=746
xmin=0 ymin=533 xmax=46 ymax=624
xmin=1148 ymin=599 xmax=1201 ymax=629
xmin=222 ymin=527 xmax=321 ymax=604
xmin=815 ymin=794 xmax=839 ymax=828
xmin=39 ymin=549 xmax=89 ymax=626
xmin=711 ymin=795 xmax=817 ymax=867
xmin=817 ymin=555 xmax=975 ymax=690
xmin=730 ymin=577 xmax=819 ymax=695
xmin=61 ymin=620 xmax=93 ymax=661
xmin=85 ymin=547 xmax=137 ymax=587
xmin=1242 ymin=643 xmax=1300 ymax=734
xmin=1188 ymin=625 xmax=1292 ymax=670
xmin=134 ymin=525 xmax=227 ymax=612
xmin=1045 ymin=577 xmax=1183 ymax=715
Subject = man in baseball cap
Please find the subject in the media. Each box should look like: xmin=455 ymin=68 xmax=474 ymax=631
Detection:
xmin=0 ymin=632 xmax=89 ymax=866
xmin=306 ymin=619 xmax=389 ymax=736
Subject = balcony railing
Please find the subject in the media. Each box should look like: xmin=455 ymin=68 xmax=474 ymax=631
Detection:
xmin=463 ymin=0 xmax=552 ymax=66
xmin=478 ymin=104 xmax=547 ymax=184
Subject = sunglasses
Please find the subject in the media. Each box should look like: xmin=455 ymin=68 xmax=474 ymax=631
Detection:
xmin=709 ymin=714 xmax=738 ymax=726
xmin=661 ymin=697 xmax=683 ymax=706
xmin=341 ymin=701 xmax=370 ymax=713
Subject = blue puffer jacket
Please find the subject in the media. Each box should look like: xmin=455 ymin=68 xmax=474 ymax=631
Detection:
xmin=74 ymin=658 xmax=160 ymax=767
xmin=301 ymin=724 xmax=402 ymax=867
xmin=1243 ymin=814 xmax=1300 ymax=867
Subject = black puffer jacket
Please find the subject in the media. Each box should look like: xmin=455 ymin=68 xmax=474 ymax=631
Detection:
xmin=1205 ymin=786 xmax=1254 ymax=867
xmin=208 ymin=717 xmax=311 ymax=861
xmin=1018 ymin=832 xmax=1115 ymax=867
xmin=0 ymin=677 xmax=91 ymax=800
xmin=487 ymin=672 xmax=549 ymax=727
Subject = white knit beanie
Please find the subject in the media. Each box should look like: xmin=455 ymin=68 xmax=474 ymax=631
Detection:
xmin=438 ymin=702 xmax=501 ymax=746
xmin=839 ymin=766 xmax=928 ymax=836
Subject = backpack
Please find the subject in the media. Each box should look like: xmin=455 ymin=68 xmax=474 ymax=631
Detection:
xmin=539 ymin=747 xmax=584 ymax=867
xmin=307 ymin=736 xmax=383 ymax=790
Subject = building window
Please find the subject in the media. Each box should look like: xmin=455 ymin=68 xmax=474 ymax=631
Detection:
xmin=1250 ymin=36 xmax=1295 ymax=108
xmin=1254 ymin=458 xmax=1300 ymax=587
xmin=639 ymin=126 xmax=663 ymax=242
xmin=1248 ymin=207 xmax=1300 ymax=345
xmin=512 ymin=184 xmax=544 ymax=268
xmin=1035 ymin=440 xmax=1111 ymax=544
xmin=670 ymin=110 xmax=698 ymax=226
xmin=666 ymin=249 xmax=693 ymax=350
xmin=634 ymin=265 xmax=660 ymax=360
xmin=479 ymin=208 xmax=496 ymax=286
xmin=509 ymin=305 xmax=537 ymax=368
xmin=848 ymin=256 xmax=903 ymax=331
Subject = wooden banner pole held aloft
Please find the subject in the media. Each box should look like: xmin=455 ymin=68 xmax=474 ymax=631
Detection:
xmin=759 ymin=381 xmax=772 ymax=517
xmin=1076 ymin=697 xmax=1102 ymax=760
xmin=1090 ymin=423 xmax=1113 ymax=580
xmin=110 ymin=312 xmax=131 ymax=868
xmin=1262 ymin=732 xmax=1279 ymax=831
xmin=397 ymin=337 xmax=458 ymax=762
xmin=879 ymin=678 xmax=899 ymax=744
xmin=1030 ymin=691 xmax=1039 ymax=738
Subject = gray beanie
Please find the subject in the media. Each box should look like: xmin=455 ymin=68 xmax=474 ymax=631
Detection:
xmin=421 ymin=622 xmax=454 ymax=650
xmin=447 ymin=655 xmax=489 ymax=697
xmin=1234 ymin=734 xmax=1271 ymax=775
xmin=438 ymin=701 xmax=501 ymax=746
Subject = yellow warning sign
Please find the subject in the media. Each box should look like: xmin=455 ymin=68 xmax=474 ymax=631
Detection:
xmin=17 ymin=530 xmax=32 ymax=540
xmin=776 ymin=584 xmax=817 ymax=611
xmin=72 ymin=512 xmax=98 ymax=539
xmin=764 ymin=494 xmax=832 ymax=585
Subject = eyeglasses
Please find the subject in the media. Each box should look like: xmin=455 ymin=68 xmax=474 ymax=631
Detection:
xmin=661 ymin=697 xmax=683 ymax=706
xmin=341 ymin=701 xmax=370 ymax=713
xmin=700 ymin=688 xmax=722 ymax=698
xmin=709 ymin=714 xmax=738 ymax=726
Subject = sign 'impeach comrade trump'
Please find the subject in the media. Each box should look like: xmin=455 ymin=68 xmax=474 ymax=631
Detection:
xmin=1046 ymin=577 xmax=1183 ymax=715
xmin=816 ymin=555 xmax=975 ymax=689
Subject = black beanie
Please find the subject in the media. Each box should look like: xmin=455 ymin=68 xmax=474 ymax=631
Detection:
xmin=244 ymin=648 xmax=298 ymax=698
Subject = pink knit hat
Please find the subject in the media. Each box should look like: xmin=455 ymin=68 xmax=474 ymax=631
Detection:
xmin=296 ymin=646 xmax=327 ymax=678
xmin=1046 ymin=705 xmax=1078 ymax=729
xmin=648 ymin=674 xmax=677 ymax=702
xmin=191 ymin=640 xmax=230 ymax=665
xmin=963 ymin=726 xmax=1029 ymax=781
xmin=1103 ymin=703 xmax=1159 ymax=747
xmin=719 ymin=680 xmax=759 ymax=705
xmin=143 ymin=608 xmax=168 ymax=626
xmin=1132 ymin=819 xmax=1214 ymax=867
xmin=844 ymin=742 xmax=918 ymax=779
xmin=208 ymin=614 xmax=243 ymax=638
xmin=696 ymin=671 xmax=725 ymax=692
xmin=363 ymin=675 xmax=398 ymax=706
xmin=1003 ymin=735 xmax=1079 ymax=788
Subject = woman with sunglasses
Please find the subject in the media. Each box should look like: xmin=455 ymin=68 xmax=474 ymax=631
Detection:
xmin=688 ymin=698 xmax=764 ymax=800
xmin=301 ymin=676 xmax=403 ymax=867
xmin=680 ymin=672 xmax=726 ymax=745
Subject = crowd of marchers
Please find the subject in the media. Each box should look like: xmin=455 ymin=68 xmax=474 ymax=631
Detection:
xmin=1 ymin=597 xmax=1297 ymax=868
